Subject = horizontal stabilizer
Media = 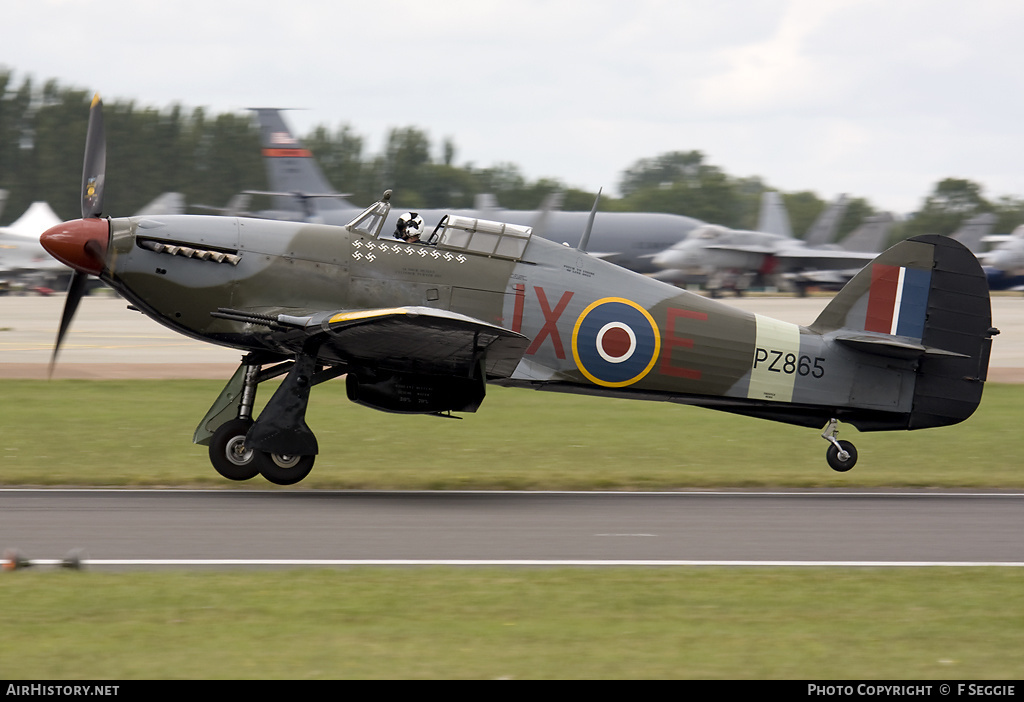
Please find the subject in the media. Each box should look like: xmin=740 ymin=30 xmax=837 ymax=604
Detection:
xmin=833 ymin=332 xmax=969 ymax=359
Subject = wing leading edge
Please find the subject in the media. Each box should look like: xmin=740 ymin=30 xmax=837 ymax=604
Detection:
xmin=220 ymin=305 xmax=529 ymax=380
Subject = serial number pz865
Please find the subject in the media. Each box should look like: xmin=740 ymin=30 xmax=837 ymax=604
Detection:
xmin=754 ymin=348 xmax=825 ymax=378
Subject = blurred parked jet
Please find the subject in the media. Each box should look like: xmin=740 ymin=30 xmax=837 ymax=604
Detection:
xmin=248 ymin=109 xmax=706 ymax=273
xmin=979 ymin=221 xmax=1024 ymax=290
xmin=779 ymin=213 xmax=894 ymax=293
xmin=652 ymin=195 xmax=880 ymax=295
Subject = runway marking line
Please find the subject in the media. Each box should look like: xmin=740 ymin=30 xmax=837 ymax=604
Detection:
xmin=14 ymin=559 xmax=1024 ymax=568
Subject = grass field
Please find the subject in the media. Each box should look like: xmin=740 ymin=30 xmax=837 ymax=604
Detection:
xmin=1 ymin=379 xmax=1021 ymax=680
xmin=1 ymin=568 xmax=1022 ymax=679
xmin=0 ymin=378 xmax=1021 ymax=488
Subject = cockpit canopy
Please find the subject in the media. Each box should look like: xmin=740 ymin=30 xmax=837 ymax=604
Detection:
xmin=431 ymin=215 xmax=533 ymax=261
xmin=690 ymin=224 xmax=729 ymax=241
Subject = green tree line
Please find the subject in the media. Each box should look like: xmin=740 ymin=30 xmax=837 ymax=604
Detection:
xmin=2 ymin=71 xmax=1023 ymax=243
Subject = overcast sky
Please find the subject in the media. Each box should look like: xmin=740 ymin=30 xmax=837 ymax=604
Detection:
xmin=5 ymin=0 xmax=1024 ymax=217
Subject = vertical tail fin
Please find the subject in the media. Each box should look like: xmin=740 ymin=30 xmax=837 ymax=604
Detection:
xmin=950 ymin=212 xmax=997 ymax=254
xmin=803 ymin=193 xmax=849 ymax=247
xmin=838 ymin=212 xmax=893 ymax=253
xmin=250 ymin=108 xmax=352 ymax=213
xmin=812 ymin=235 xmax=995 ymax=429
xmin=756 ymin=191 xmax=793 ymax=238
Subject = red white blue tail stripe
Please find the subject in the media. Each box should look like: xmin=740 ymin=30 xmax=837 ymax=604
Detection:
xmin=865 ymin=264 xmax=932 ymax=338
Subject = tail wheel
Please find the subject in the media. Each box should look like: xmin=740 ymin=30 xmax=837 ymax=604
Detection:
xmin=208 ymin=418 xmax=258 ymax=481
xmin=826 ymin=440 xmax=858 ymax=472
xmin=255 ymin=451 xmax=315 ymax=485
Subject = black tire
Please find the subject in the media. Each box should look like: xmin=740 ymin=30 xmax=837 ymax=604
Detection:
xmin=254 ymin=451 xmax=315 ymax=486
xmin=209 ymin=418 xmax=259 ymax=481
xmin=826 ymin=440 xmax=858 ymax=472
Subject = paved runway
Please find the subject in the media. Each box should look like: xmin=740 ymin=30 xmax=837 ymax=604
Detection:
xmin=2 ymin=489 xmax=1021 ymax=568
xmin=2 ymin=296 xmax=1021 ymax=571
xmin=1 ymin=293 xmax=1023 ymax=380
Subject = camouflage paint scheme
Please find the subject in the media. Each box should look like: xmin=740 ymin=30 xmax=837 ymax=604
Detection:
xmin=42 ymin=101 xmax=996 ymax=485
xmin=100 ymin=192 xmax=993 ymax=435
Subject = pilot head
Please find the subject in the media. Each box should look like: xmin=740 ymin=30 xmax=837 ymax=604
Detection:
xmin=394 ymin=212 xmax=425 ymax=242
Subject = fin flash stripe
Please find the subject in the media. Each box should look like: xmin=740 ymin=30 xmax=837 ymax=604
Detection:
xmin=865 ymin=264 xmax=931 ymax=338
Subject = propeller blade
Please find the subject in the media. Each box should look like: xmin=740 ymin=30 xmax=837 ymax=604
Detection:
xmin=81 ymin=94 xmax=106 ymax=219
xmin=50 ymin=271 xmax=89 ymax=375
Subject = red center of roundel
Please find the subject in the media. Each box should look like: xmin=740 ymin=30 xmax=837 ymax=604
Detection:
xmin=601 ymin=326 xmax=633 ymax=359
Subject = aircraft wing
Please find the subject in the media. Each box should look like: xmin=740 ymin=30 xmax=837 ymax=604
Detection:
xmin=704 ymin=243 xmax=781 ymax=255
xmin=214 ymin=305 xmax=529 ymax=379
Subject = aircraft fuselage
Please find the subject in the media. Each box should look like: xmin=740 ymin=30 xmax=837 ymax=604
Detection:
xmin=101 ymin=214 xmax=926 ymax=432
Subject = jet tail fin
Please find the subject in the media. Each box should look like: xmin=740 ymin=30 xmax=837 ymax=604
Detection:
xmin=756 ymin=191 xmax=793 ymax=238
xmin=839 ymin=213 xmax=893 ymax=253
xmin=811 ymin=235 xmax=995 ymax=429
xmin=250 ymin=108 xmax=352 ymax=214
xmin=950 ymin=212 xmax=997 ymax=254
xmin=803 ymin=194 xmax=849 ymax=247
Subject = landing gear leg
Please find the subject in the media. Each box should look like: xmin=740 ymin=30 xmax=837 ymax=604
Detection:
xmin=194 ymin=355 xmax=287 ymax=481
xmin=821 ymin=418 xmax=857 ymax=472
xmin=207 ymin=363 xmax=261 ymax=480
xmin=196 ymin=349 xmax=346 ymax=485
xmin=247 ymin=340 xmax=322 ymax=485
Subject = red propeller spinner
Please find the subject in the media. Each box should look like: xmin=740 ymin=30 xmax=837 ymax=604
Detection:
xmin=40 ymin=217 xmax=108 ymax=276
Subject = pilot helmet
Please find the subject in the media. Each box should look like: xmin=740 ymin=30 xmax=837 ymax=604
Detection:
xmin=395 ymin=212 xmax=424 ymax=240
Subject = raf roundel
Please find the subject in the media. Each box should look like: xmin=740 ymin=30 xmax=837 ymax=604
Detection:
xmin=572 ymin=298 xmax=661 ymax=388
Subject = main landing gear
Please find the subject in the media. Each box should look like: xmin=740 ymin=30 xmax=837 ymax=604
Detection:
xmin=195 ymin=350 xmax=345 ymax=486
xmin=821 ymin=418 xmax=857 ymax=472
xmin=208 ymin=417 xmax=257 ymax=481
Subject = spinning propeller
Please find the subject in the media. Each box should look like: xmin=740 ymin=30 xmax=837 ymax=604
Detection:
xmin=39 ymin=95 xmax=111 ymax=372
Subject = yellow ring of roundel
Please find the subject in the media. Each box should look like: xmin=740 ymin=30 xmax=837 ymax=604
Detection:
xmin=572 ymin=297 xmax=661 ymax=388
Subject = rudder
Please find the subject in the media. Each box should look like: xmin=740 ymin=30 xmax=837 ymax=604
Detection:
xmin=811 ymin=234 xmax=995 ymax=430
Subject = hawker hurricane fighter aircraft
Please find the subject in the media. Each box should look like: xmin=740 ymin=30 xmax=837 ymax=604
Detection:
xmin=42 ymin=98 xmax=997 ymax=485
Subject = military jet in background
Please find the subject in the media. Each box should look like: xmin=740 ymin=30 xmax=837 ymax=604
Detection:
xmin=777 ymin=213 xmax=894 ymax=293
xmin=946 ymin=212 xmax=997 ymax=256
xmin=247 ymin=108 xmax=706 ymax=273
xmin=42 ymin=97 xmax=996 ymax=485
xmin=978 ymin=222 xmax=1024 ymax=290
xmin=652 ymin=199 xmax=892 ymax=296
